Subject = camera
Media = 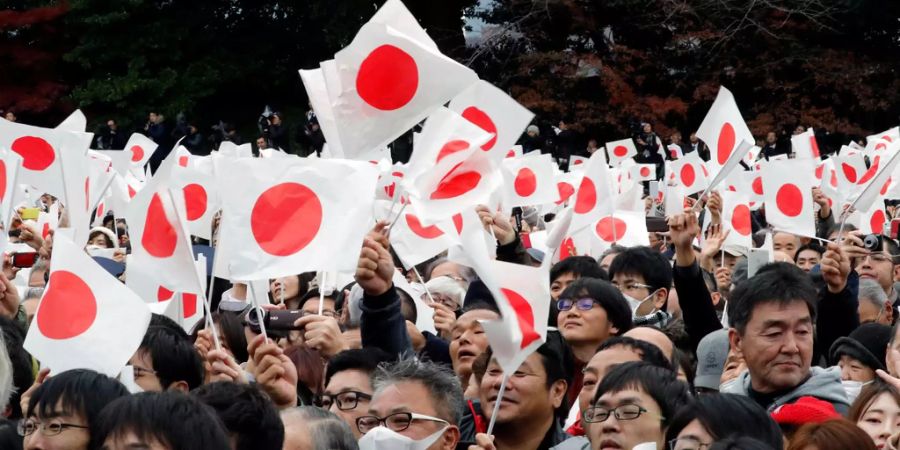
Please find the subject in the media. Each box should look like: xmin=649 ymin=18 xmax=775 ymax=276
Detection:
xmin=244 ymin=308 xmax=304 ymax=338
xmin=863 ymin=234 xmax=883 ymax=252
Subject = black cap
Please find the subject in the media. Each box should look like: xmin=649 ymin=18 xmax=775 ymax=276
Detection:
xmin=829 ymin=323 xmax=892 ymax=371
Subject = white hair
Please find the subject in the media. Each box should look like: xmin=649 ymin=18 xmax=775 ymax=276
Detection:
xmin=425 ymin=275 xmax=466 ymax=306
xmin=859 ymin=278 xmax=889 ymax=308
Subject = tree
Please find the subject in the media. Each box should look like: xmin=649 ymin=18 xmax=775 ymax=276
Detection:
xmin=0 ymin=1 xmax=70 ymax=123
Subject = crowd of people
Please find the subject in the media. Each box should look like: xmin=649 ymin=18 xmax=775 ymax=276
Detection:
xmin=1 ymin=166 xmax=900 ymax=450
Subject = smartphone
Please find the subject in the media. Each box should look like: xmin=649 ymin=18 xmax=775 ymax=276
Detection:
xmin=646 ymin=217 xmax=669 ymax=233
xmin=20 ymin=208 xmax=40 ymax=220
xmin=11 ymin=252 xmax=38 ymax=268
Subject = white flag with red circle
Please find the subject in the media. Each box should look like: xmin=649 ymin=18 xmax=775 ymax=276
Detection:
xmin=866 ymin=127 xmax=899 ymax=154
xmin=216 ymin=157 xmax=379 ymax=280
xmin=667 ymin=144 xmax=684 ymax=160
xmin=590 ymin=210 xmax=649 ymax=251
xmin=833 ymin=153 xmax=868 ymax=190
xmin=0 ymin=148 xmax=22 ymax=227
xmin=0 ymin=118 xmax=67 ymax=198
xmin=568 ymin=155 xmax=588 ymax=169
xmin=570 ymin=151 xmax=615 ymax=234
xmin=327 ymin=2 xmax=478 ymax=159
xmin=762 ymin=158 xmax=816 ymax=237
xmin=405 ymin=150 xmax=500 ymax=223
xmin=629 ymin=164 xmax=656 ymax=182
xmin=605 ymin=138 xmax=638 ymax=167
xmin=847 ymin=142 xmax=900 ymax=214
xmin=112 ymin=133 xmax=158 ymax=176
xmin=24 ymin=233 xmax=151 ymax=376
xmin=170 ymin=157 xmax=219 ymax=240
xmin=448 ymin=80 xmax=535 ymax=162
xmin=670 ymin=151 xmax=709 ymax=195
xmin=405 ymin=107 xmax=493 ymax=181
xmin=476 ymin=258 xmax=550 ymax=374
xmin=854 ymin=196 xmax=888 ymax=235
xmin=502 ymin=153 xmax=556 ymax=207
xmin=390 ymin=211 xmax=453 ymax=269
xmin=299 ymin=65 xmax=345 ymax=158
xmin=554 ymin=171 xmax=579 ymax=207
xmin=721 ymin=190 xmax=753 ymax=249
xmin=791 ymin=128 xmax=821 ymax=160
xmin=696 ymin=86 xmax=754 ymax=172
xmin=57 ymin=131 xmax=93 ymax=246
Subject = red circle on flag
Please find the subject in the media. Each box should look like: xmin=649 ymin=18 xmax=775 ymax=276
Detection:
xmin=859 ymin=159 xmax=879 ymax=185
xmin=877 ymin=143 xmax=887 ymax=152
xmin=183 ymin=183 xmax=208 ymax=221
xmin=560 ymin=237 xmax=577 ymax=259
xmin=639 ymin=167 xmax=651 ymax=178
xmin=430 ymin=163 xmax=482 ymax=200
xmin=680 ymin=164 xmax=696 ymax=187
xmin=461 ymin=107 xmax=498 ymax=151
xmin=514 ymin=168 xmax=537 ymax=197
xmin=830 ymin=170 xmax=838 ymax=188
xmin=130 ymin=145 xmax=144 ymax=162
xmin=500 ymin=288 xmax=540 ymax=350
xmin=452 ymin=213 xmax=464 ymax=234
xmin=0 ymin=160 xmax=7 ymax=201
xmin=128 ymin=185 xmax=137 ymax=199
xmin=775 ymin=184 xmax=804 ymax=217
xmin=731 ymin=204 xmax=752 ymax=236
xmin=884 ymin=136 xmax=894 ymax=143
xmin=405 ymin=214 xmax=444 ymax=239
xmin=871 ymin=209 xmax=886 ymax=235
xmin=356 ymin=45 xmax=419 ymax=111
xmin=752 ymin=176 xmax=763 ymax=195
xmin=595 ymin=216 xmax=627 ymax=242
xmin=11 ymin=136 xmax=55 ymax=171
xmin=574 ymin=178 xmax=596 ymax=214
xmin=84 ymin=177 xmax=90 ymax=212
xmin=251 ymin=182 xmax=323 ymax=256
xmin=882 ymin=177 xmax=892 ymax=196
xmin=815 ymin=164 xmax=824 ymax=180
xmin=506 ymin=149 xmax=516 ymax=158
xmin=182 ymin=293 xmax=198 ymax=318
xmin=178 ymin=156 xmax=189 ymax=167
xmin=809 ymin=136 xmax=820 ymax=158
xmin=717 ymin=122 xmax=736 ymax=165
xmin=556 ymin=182 xmax=575 ymax=205
xmin=841 ymin=163 xmax=858 ymax=183
xmin=574 ymin=160 xmax=584 ymax=165
xmin=613 ymin=146 xmax=628 ymax=157
xmin=436 ymin=140 xmax=470 ymax=163
xmin=142 ymin=193 xmax=178 ymax=258
xmin=157 ymin=286 xmax=175 ymax=302
xmin=37 ymin=270 xmax=97 ymax=340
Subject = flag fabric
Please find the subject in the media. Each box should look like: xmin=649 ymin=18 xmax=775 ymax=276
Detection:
xmin=502 ymin=153 xmax=556 ymax=207
xmin=0 ymin=118 xmax=67 ymax=198
xmin=762 ymin=158 xmax=817 ymax=237
xmin=696 ymin=86 xmax=754 ymax=172
xmin=570 ymin=151 xmax=615 ymax=234
xmin=448 ymin=80 xmax=534 ymax=162
xmin=791 ymin=128 xmax=821 ymax=160
xmin=24 ymin=233 xmax=151 ymax=376
xmin=605 ymin=138 xmax=638 ymax=167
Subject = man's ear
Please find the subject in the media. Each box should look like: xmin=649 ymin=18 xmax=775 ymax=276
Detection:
xmin=885 ymin=301 xmax=895 ymax=324
xmin=550 ymin=380 xmax=568 ymax=409
xmin=728 ymin=328 xmax=743 ymax=359
xmin=654 ymin=288 xmax=668 ymax=310
xmin=167 ymin=381 xmax=190 ymax=393
xmin=440 ymin=426 xmax=460 ymax=450
xmin=711 ymin=292 xmax=722 ymax=307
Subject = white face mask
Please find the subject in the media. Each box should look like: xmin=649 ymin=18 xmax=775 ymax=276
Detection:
xmin=720 ymin=377 xmax=740 ymax=392
xmin=842 ymin=380 xmax=871 ymax=402
xmin=624 ymin=289 xmax=658 ymax=318
xmin=358 ymin=425 xmax=447 ymax=450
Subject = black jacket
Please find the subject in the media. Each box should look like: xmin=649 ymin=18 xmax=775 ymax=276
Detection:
xmin=360 ymin=286 xmax=412 ymax=357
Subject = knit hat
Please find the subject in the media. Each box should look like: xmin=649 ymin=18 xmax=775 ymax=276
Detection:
xmin=770 ymin=396 xmax=840 ymax=426
xmin=694 ymin=329 xmax=730 ymax=391
xmin=829 ymin=322 xmax=891 ymax=371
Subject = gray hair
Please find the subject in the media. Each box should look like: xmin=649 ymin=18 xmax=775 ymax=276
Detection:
xmin=372 ymin=358 xmax=464 ymax=425
xmin=526 ymin=125 xmax=540 ymax=135
xmin=859 ymin=278 xmax=888 ymax=309
xmin=0 ymin=333 xmax=13 ymax=412
xmin=425 ymin=258 xmax=475 ymax=286
xmin=424 ymin=276 xmax=466 ymax=307
xmin=281 ymin=406 xmax=358 ymax=450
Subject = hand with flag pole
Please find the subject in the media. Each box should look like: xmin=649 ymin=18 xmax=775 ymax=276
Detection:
xmin=356 ymin=221 xmax=395 ymax=297
xmin=247 ymin=334 xmax=298 ymax=410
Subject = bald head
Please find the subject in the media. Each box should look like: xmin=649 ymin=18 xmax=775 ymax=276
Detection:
xmin=623 ymin=327 xmax=674 ymax=361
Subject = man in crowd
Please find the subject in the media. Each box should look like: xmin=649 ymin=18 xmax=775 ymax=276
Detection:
xmin=319 ymin=348 xmax=393 ymax=438
xmin=128 ymin=323 xmax=205 ymax=393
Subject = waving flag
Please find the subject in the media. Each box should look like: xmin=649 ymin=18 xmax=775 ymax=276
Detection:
xmin=696 ymin=86 xmax=754 ymax=173
xmin=762 ymin=158 xmax=816 ymax=237
xmin=448 ymin=80 xmax=534 ymax=162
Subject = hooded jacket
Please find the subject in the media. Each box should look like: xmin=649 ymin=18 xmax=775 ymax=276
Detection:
xmin=721 ymin=366 xmax=849 ymax=415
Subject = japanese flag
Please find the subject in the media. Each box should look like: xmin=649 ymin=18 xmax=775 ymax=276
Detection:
xmin=506 ymin=145 xmax=524 ymax=159
xmin=847 ymin=142 xmax=900 ymax=214
xmin=854 ymin=196 xmax=888 ymax=235
xmin=569 ymin=155 xmax=588 ymax=169
xmin=629 ymin=164 xmax=656 ymax=182
xmin=170 ymin=158 xmax=219 ymax=240
xmin=405 ymin=107 xmax=493 ymax=181
xmin=791 ymin=128 xmax=821 ymax=160
xmin=833 ymin=153 xmax=868 ymax=189
xmin=866 ymin=127 xmax=899 ymax=154
xmin=502 ymin=153 xmax=556 ymax=207
xmin=24 ymin=233 xmax=151 ymax=376
xmin=114 ymin=134 xmax=158 ymax=176
xmin=389 ymin=211 xmax=453 ymax=269
xmin=448 ymin=80 xmax=535 ymax=162
xmin=0 ymin=118 xmax=66 ymax=198
xmin=215 ymin=157 xmax=379 ymax=280
xmin=477 ymin=259 xmax=550 ymax=374
xmin=554 ymin=172 xmax=580 ymax=206
xmin=762 ymin=158 xmax=816 ymax=237
xmin=0 ymin=148 xmax=22 ymax=227
xmin=299 ymin=65 xmax=345 ymax=158
xmin=571 ymin=151 xmax=615 ymax=234
xmin=605 ymin=138 xmax=638 ymax=167
xmin=696 ymin=86 xmax=754 ymax=172
xmin=376 ymin=163 xmax=408 ymax=202
xmin=328 ymin=1 xmax=478 ymax=158
xmin=591 ymin=210 xmax=649 ymax=251
xmin=405 ymin=150 xmax=501 ymax=223
xmin=721 ymin=190 xmax=753 ymax=249
xmin=670 ymin=152 xmax=709 ymax=195
xmin=667 ymin=144 xmax=684 ymax=160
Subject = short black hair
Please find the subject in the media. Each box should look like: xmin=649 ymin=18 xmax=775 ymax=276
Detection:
xmin=324 ymin=348 xmax=395 ymax=387
xmin=550 ymin=256 xmax=607 ymax=283
xmin=95 ymin=391 xmax=230 ymax=450
xmin=795 ymin=243 xmax=825 ymax=258
xmin=596 ymin=336 xmax=671 ymax=371
xmin=608 ymin=245 xmax=673 ymax=298
xmin=557 ymin=278 xmax=633 ymax=335
xmin=192 ymin=382 xmax=284 ymax=450
xmin=665 ymin=393 xmax=784 ymax=449
xmin=149 ymin=313 xmax=188 ymax=338
xmin=592 ymin=361 xmax=691 ymax=428
xmin=728 ymin=262 xmax=817 ymax=335
xmin=27 ymin=369 xmax=129 ymax=450
xmin=709 ymin=436 xmax=779 ymax=450
xmin=212 ymin=311 xmax=249 ymax=363
xmin=140 ymin=325 xmax=205 ymax=390
xmin=538 ymin=330 xmax=575 ymax=419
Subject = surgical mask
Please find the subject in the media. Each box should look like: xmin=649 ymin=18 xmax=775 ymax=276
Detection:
xmin=720 ymin=378 xmax=741 ymax=393
xmin=842 ymin=380 xmax=871 ymax=402
xmin=624 ymin=289 xmax=658 ymax=318
xmin=358 ymin=425 xmax=447 ymax=450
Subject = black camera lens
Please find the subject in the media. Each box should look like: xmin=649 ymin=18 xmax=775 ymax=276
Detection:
xmin=863 ymin=234 xmax=882 ymax=252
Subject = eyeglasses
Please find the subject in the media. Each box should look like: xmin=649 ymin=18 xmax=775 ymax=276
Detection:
xmin=316 ymin=391 xmax=372 ymax=411
xmin=17 ymin=419 xmax=88 ymax=437
xmin=583 ymin=404 xmax=662 ymax=423
xmin=557 ymin=297 xmax=597 ymax=312
xmin=612 ymin=282 xmax=653 ymax=292
xmin=130 ymin=365 xmax=156 ymax=378
xmin=356 ymin=412 xmax=448 ymax=434
xmin=430 ymin=294 xmax=460 ymax=311
xmin=669 ymin=437 xmax=713 ymax=450
xmin=859 ymin=252 xmax=895 ymax=264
